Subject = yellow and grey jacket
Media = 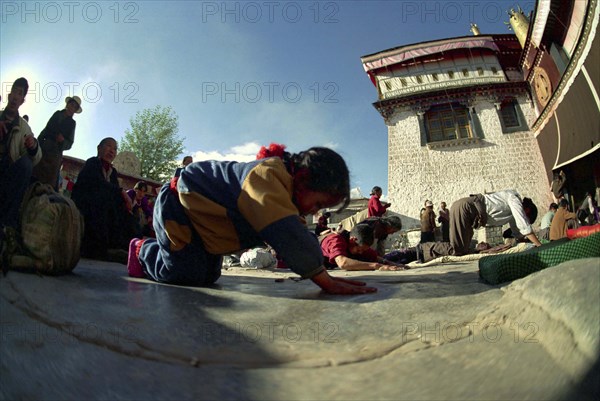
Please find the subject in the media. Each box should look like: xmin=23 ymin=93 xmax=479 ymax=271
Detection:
xmin=176 ymin=157 xmax=324 ymax=279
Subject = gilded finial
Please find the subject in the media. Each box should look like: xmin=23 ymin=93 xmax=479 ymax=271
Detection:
xmin=506 ymin=5 xmax=530 ymax=48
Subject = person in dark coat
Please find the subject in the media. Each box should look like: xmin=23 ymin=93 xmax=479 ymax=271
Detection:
xmin=71 ymin=137 xmax=136 ymax=260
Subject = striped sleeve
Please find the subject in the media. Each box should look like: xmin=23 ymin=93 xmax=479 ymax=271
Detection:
xmin=260 ymin=216 xmax=325 ymax=279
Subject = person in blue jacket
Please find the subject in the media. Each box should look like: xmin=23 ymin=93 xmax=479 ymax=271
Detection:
xmin=127 ymin=143 xmax=377 ymax=295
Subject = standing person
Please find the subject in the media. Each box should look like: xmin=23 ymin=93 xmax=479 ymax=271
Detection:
xmin=577 ymin=191 xmax=597 ymax=226
xmin=551 ymin=170 xmax=567 ymax=201
xmin=32 ymin=96 xmax=82 ymax=190
xmin=449 ymin=189 xmax=541 ymax=255
xmin=420 ymin=200 xmax=436 ymax=243
xmin=0 ymin=78 xmax=41 ymax=246
xmin=438 ymin=201 xmax=450 ymax=242
xmin=71 ymin=137 xmax=136 ymax=261
xmin=538 ymin=202 xmax=558 ymax=240
xmin=174 ymin=155 xmax=193 ymax=177
xmin=127 ymin=143 xmax=377 ymax=295
xmin=368 ymin=186 xmax=390 ymax=217
xmin=550 ymin=199 xmax=578 ymax=240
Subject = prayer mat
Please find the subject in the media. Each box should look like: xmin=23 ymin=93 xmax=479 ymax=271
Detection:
xmin=406 ymin=242 xmax=532 ymax=268
xmin=478 ymin=232 xmax=600 ymax=285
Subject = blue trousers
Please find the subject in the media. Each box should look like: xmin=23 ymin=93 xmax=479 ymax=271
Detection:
xmin=139 ymin=184 xmax=222 ymax=286
xmin=0 ymin=156 xmax=33 ymax=229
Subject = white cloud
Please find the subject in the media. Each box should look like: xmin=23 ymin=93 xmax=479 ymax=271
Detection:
xmin=230 ymin=142 xmax=261 ymax=155
xmin=350 ymin=187 xmax=365 ymax=199
xmin=190 ymin=141 xmax=262 ymax=163
xmin=322 ymin=141 xmax=339 ymax=149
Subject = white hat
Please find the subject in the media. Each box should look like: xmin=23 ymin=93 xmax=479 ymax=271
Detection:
xmin=425 ymin=200 xmax=433 ymax=207
xmin=65 ymin=96 xmax=82 ymax=113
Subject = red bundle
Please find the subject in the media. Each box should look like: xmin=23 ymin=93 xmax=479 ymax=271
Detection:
xmin=567 ymin=224 xmax=600 ymax=239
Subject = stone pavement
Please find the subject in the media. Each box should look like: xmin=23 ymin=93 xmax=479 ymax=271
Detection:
xmin=1 ymin=256 xmax=598 ymax=400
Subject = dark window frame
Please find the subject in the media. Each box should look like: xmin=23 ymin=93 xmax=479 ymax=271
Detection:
xmin=424 ymin=103 xmax=474 ymax=143
xmin=498 ymin=98 xmax=529 ymax=134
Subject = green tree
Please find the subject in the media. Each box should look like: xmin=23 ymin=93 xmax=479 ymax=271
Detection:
xmin=120 ymin=105 xmax=185 ymax=181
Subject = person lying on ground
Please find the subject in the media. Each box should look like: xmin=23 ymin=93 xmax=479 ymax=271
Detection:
xmin=320 ymin=223 xmax=406 ymax=271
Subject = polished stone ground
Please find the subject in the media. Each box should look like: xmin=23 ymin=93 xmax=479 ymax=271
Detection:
xmin=1 ymin=257 xmax=598 ymax=400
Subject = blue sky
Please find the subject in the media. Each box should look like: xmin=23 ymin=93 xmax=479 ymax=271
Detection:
xmin=1 ymin=1 xmax=534 ymax=196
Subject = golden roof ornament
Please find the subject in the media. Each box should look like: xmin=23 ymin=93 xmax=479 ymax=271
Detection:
xmin=470 ymin=23 xmax=481 ymax=36
xmin=504 ymin=5 xmax=530 ymax=48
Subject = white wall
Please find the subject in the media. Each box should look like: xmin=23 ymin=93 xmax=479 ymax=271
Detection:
xmin=386 ymin=96 xmax=553 ymax=230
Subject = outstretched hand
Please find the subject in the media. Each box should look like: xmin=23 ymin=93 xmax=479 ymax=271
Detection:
xmin=311 ymin=269 xmax=377 ymax=295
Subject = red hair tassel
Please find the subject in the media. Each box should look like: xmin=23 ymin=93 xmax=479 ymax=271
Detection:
xmin=256 ymin=143 xmax=286 ymax=160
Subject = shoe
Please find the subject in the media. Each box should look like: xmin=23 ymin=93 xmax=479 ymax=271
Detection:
xmin=127 ymin=238 xmax=145 ymax=278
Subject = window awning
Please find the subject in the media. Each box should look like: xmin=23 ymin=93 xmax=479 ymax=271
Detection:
xmin=362 ymin=38 xmax=501 ymax=73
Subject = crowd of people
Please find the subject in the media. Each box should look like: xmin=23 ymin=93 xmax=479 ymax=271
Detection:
xmin=316 ymin=181 xmax=598 ymax=269
xmin=1 ymin=76 xmax=598 ymax=295
xmin=1 ymin=78 xmax=167 ymax=265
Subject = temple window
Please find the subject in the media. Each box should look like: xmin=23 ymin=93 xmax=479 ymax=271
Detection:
xmin=425 ymin=103 xmax=473 ymax=143
xmin=498 ymin=98 xmax=528 ymax=133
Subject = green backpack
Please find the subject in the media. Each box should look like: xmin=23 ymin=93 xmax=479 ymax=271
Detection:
xmin=8 ymin=182 xmax=84 ymax=275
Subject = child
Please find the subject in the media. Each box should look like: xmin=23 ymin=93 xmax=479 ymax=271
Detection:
xmin=320 ymin=223 xmax=405 ymax=271
xmin=128 ymin=143 xmax=377 ymax=295
xmin=126 ymin=181 xmax=154 ymax=238
xmin=368 ymin=186 xmax=391 ymax=217
xmin=550 ymin=199 xmax=578 ymax=240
